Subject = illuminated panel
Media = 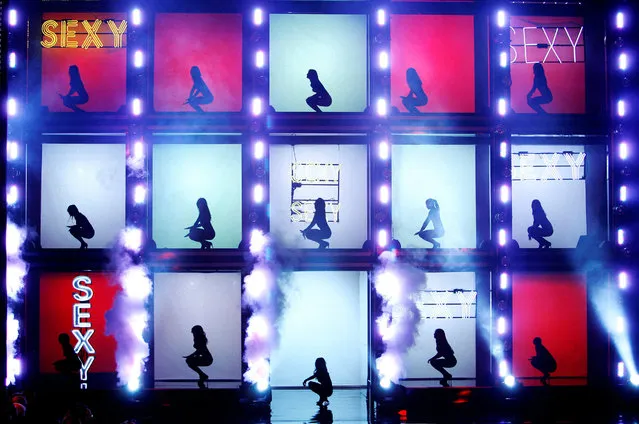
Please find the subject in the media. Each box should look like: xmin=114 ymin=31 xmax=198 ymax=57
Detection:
xmin=41 ymin=13 xmax=127 ymax=113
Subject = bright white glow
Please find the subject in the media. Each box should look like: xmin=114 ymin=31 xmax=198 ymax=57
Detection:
xmin=499 ymin=51 xmax=508 ymax=68
xmin=380 ymin=377 xmax=391 ymax=389
xmin=500 ymin=273 xmax=509 ymax=290
xmin=376 ymin=99 xmax=388 ymax=117
xmin=619 ymin=142 xmax=628 ymax=160
xmin=379 ymin=51 xmax=389 ymax=70
xmin=619 ymin=53 xmax=628 ymax=71
xmin=497 ymin=11 xmax=507 ymax=28
xmin=131 ymin=8 xmax=142 ymax=26
xmin=256 ymin=50 xmax=266 ymax=69
xmin=245 ymin=269 xmax=268 ymax=300
xmin=617 ymin=229 xmax=625 ymax=246
xmin=253 ymin=184 xmax=264 ymax=204
xmin=504 ymin=375 xmax=516 ymax=388
xmin=376 ymin=352 xmax=401 ymax=385
xmin=377 ymin=9 xmax=386 ymax=26
xmin=133 ymin=141 xmax=144 ymax=159
xmin=8 ymin=9 xmax=17 ymax=27
xmin=6 ymin=315 xmax=21 ymax=386
xmin=9 ymin=52 xmax=16 ymax=69
xmin=133 ymin=50 xmax=144 ymax=68
xmin=7 ymin=141 xmax=18 ymax=160
xmin=134 ymin=185 xmax=147 ymax=204
xmin=631 ymin=374 xmax=639 ymax=386
xmin=122 ymin=228 xmax=143 ymax=252
xmin=252 ymin=98 xmax=263 ymax=116
xmin=249 ymin=315 xmax=269 ymax=339
xmin=616 ymin=12 xmax=625 ymax=30
xmin=127 ymin=379 xmax=140 ymax=392
xmin=7 ymin=98 xmax=17 ymax=116
xmin=253 ymin=8 xmax=264 ymax=26
xmin=6 ymin=222 xmax=25 ymax=257
xmin=380 ymin=185 xmax=390 ymax=204
xmin=132 ymin=98 xmax=142 ymax=116
xmin=500 ymin=141 xmax=508 ymax=158
xmin=374 ymin=272 xmax=400 ymax=302
xmin=250 ymin=229 xmax=267 ymax=255
xmin=498 ymin=229 xmax=507 ymax=247
xmin=619 ymin=272 xmax=629 ymax=290
xmin=254 ymin=141 xmax=265 ymax=160
xmin=7 ymin=185 xmax=18 ymax=206
xmin=379 ymin=141 xmax=390 ymax=160
xmin=620 ymin=185 xmax=627 ymax=202
xmin=121 ymin=267 xmax=152 ymax=300
xmin=378 ymin=229 xmax=389 ymax=247
xmin=618 ymin=362 xmax=626 ymax=378
xmin=499 ymin=360 xmax=508 ymax=377
xmin=7 ymin=262 xmax=27 ymax=301
xmin=617 ymin=316 xmax=626 ymax=334
xmin=500 ymin=185 xmax=510 ymax=203
xmin=497 ymin=317 xmax=507 ymax=335
xmin=257 ymin=379 xmax=269 ymax=392
xmin=618 ymin=100 xmax=626 ymax=117
xmin=498 ymin=98 xmax=507 ymax=116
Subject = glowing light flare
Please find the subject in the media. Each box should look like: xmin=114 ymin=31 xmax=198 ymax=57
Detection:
xmin=375 ymin=272 xmax=400 ymax=302
xmin=498 ymin=229 xmax=507 ymax=247
xmin=7 ymin=98 xmax=17 ymax=116
xmin=127 ymin=379 xmax=140 ymax=392
xmin=498 ymin=98 xmax=507 ymax=116
xmin=253 ymin=184 xmax=265 ymax=204
xmin=245 ymin=357 xmax=270 ymax=386
xmin=618 ymin=362 xmax=626 ymax=378
xmin=376 ymin=98 xmax=388 ymax=117
xmin=497 ymin=10 xmax=507 ymax=28
xmin=131 ymin=8 xmax=142 ymax=26
xmin=7 ymin=141 xmax=18 ymax=160
xmin=620 ymin=185 xmax=627 ymax=202
xmin=497 ymin=317 xmax=507 ymax=335
xmin=133 ymin=141 xmax=144 ymax=159
xmin=631 ymin=374 xmax=639 ymax=386
xmin=504 ymin=375 xmax=516 ymax=388
xmin=619 ymin=52 xmax=628 ymax=71
xmin=132 ymin=98 xmax=142 ymax=116
xmin=380 ymin=185 xmax=390 ymax=204
xmin=121 ymin=267 xmax=152 ymax=300
xmin=616 ymin=12 xmax=625 ymax=30
xmin=252 ymin=97 xmax=263 ymax=116
xmin=378 ymin=229 xmax=389 ymax=248
xmin=9 ymin=52 xmax=16 ymax=69
xmin=616 ymin=316 xmax=626 ymax=334
xmin=6 ymin=312 xmax=21 ymax=386
xmin=250 ymin=229 xmax=268 ymax=255
xmin=499 ymin=51 xmax=508 ymax=68
xmin=122 ymin=228 xmax=143 ymax=252
xmin=255 ymin=50 xmax=266 ymax=68
xmin=6 ymin=222 xmax=25 ymax=257
xmin=500 ymin=185 xmax=510 ymax=203
xmin=248 ymin=314 xmax=270 ymax=339
xmin=133 ymin=50 xmax=144 ymax=68
xmin=257 ymin=379 xmax=269 ymax=392
xmin=619 ymin=142 xmax=628 ymax=160
xmin=134 ymin=184 xmax=147 ymax=204
xmin=618 ymin=100 xmax=626 ymax=117
xmin=6 ymin=262 xmax=27 ymax=301
xmin=499 ymin=360 xmax=508 ymax=377
xmin=379 ymin=141 xmax=390 ymax=160
xmin=380 ymin=377 xmax=391 ymax=389
xmin=376 ymin=352 xmax=401 ymax=384
xmin=9 ymin=9 xmax=18 ymax=27
xmin=253 ymin=8 xmax=264 ymax=26
xmin=7 ymin=185 xmax=18 ymax=206
xmin=499 ymin=141 xmax=508 ymax=158
xmin=379 ymin=51 xmax=389 ymax=69
xmin=245 ymin=269 xmax=269 ymax=301
xmin=500 ymin=273 xmax=509 ymax=290
xmin=377 ymin=9 xmax=386 ymax=26
xmin=619 ymin=272 xmax=629 ymax=290
xmin=617 ymin=229 xmax=625 ymax=246
xmin=254 ymin=141 xmax=265 ymax=160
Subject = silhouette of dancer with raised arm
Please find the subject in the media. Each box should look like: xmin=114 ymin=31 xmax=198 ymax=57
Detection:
xmin=301 ymin=198 xmax=332 ymax=249
xmin=526 ymin=63 xmax=553 ymax=114
xmin=184 ymin=66 xmax=214 ymax=113
xmin=528 ymin=199 xmax=553 ymax=249
xmin=53 ymin=333 xmax=81 ymax=375
xmin=185 ymin=198 xmax=216 ymax=249
xmin=415 ymin=199 xmax=444 ymax=249
xmin=303 ymin=357 xmax=333 ymax=407
xmin=184 ymin=325 xmax=213 ymax=389
xmin=306 ymin=70 xmax=332 ymax=112
xmin=428 ymin=328 xmax=457 ymax=387
xmin=529 ymin=337 xmax=557 ymax=386
xmin=59 ymin=65 xmax=89 ymax=112
xmin=67 ymin=205 xmax=94 ymax=249
xmin=401 ymin=68 xmax=428 ymax=114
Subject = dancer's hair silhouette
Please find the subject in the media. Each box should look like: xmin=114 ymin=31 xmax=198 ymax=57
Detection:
xmin=59 ymin=65 xmax=89 ymax=112
xmin=401 ymin=68 xmax=428 ymax=114
xmin=184 ymin=325 xmax=213 ymax=389
xmin=529 ymin=337 xmax=557 ymax=386
xmin=53 ymin=333 xmax=81 ymax=375
xmin=527 ymin=63 xmax=553 ymax=114
xmin=67 ymin=205 xmax=94 ymax=249
xmin=528 ymin=199 xmax=553 ymax=249
xmin=428 ymin=329 xmax=457 ymax=387
xmin=415 ymin=199 xmax=444 ymax=249
xmin=185 ymin=198 xmax=216 ymax=249
xmin=184 ymin=66 xmax=214 ymax=113
xmin=306 ymin=69 xmax=332 ymax=112
xmin=301 ymin=198 xmax=332 ymax=249
xmin=303 ymin=357 xmax=333 ymax=407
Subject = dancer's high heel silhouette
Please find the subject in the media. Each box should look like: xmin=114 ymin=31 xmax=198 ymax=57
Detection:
xmin=415 ymin=199 xmax=444 ymax=249
xmin=401 ymin=68 xmax=428 ymax=114
xmin=526 ymin=63 xmax=553 ymax=114
xmin=303 ymin=357 xmax=333 ymax=407
xmin=428 ymin=328 xmax=457 ymax=387
xmin=301 ymin=198 xmax=332 ymax=249
xmin=306 ymin=70 xmax=332 ymax=112
xmin=185 ymin=198 xmax=216 ymax=249
xmin=183 ymin=325 xmax=213 ymax=389
xmin=67 ymin=205 xmax=94 ymax=249
xmin=184 ymin=66 xmax=214 ymax=113
xmin=529 ymin=337 xmax=557 ymax=386
xmin=59 ymin=65 xmax=89 ymax=112
xmin=527 ymin=199 xmax=553 ymax=248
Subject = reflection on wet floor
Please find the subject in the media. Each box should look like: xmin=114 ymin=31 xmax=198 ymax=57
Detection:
xmin=270 ymin=388 xmax=368 ymax=423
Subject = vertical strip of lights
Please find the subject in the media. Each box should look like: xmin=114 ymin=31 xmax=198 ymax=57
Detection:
xmin=5 ymin=5 xmax=28 ymax=387
xmin=491 ymin=6 xmax=514 ymax=387
xmin=130 ymin=8 xmax=143 ymax=117
xmin=609 ymin=5 xmax=638 ymax=387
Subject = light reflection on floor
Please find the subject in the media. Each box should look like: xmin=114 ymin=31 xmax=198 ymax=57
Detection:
xmin=270 ymin=388 xmax=369 ymax=423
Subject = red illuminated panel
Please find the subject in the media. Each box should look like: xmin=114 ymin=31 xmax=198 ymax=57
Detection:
xmin=41 ymin=13 xmax=127 ymax=113
xmin=510 ymin=16 xmax=585 ymax=114
xmin=513 ymin=273 xmax=587 ymax=385
xmin=39 ymin=273 xmax=120 ymax=374
xmin=153 ymin=14 xmax=243 ymax=113
xmin=390 ymin=15 xmax=475 ymax=113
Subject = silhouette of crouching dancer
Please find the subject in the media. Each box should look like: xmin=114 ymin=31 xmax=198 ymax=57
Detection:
xmin=306 ymin=70 xmax=332 ymax=112
xmin=303 ymin=357 xmax=333 ymax=407
xmin=526 ymin=63 xmax=553 ymax=114
xmin=59 ymin=65 xmax=89 ymax=112
xmin=428 ymin=328 xmax=457 ymax=387
xmin=185 ymin=66 xmax=214 ymax=113
xmin=185 ymin=198 xmax=216 ymax=249
xmin=528 ymin=199 xmax=553 ymax=249
xmin=184 ymin=325 xmax=213 ymax=389
xmin=415 ymin=199 xmax=444 ymax=249
xmin=67 ymin=205 xmax=94 ymax=249
xmin=301 ymin=198 xmax=332 ymax=249
xmin=529 ymin=337 xmax=557 ymax=386
xmin=401 ymin=67 xmax=428 ymax=114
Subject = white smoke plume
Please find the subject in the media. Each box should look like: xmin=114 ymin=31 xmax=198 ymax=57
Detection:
xmin=6 ymin=220 xmax=28 ymax=386
xmin=374 ymin=250 xmax=426 ymax=384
